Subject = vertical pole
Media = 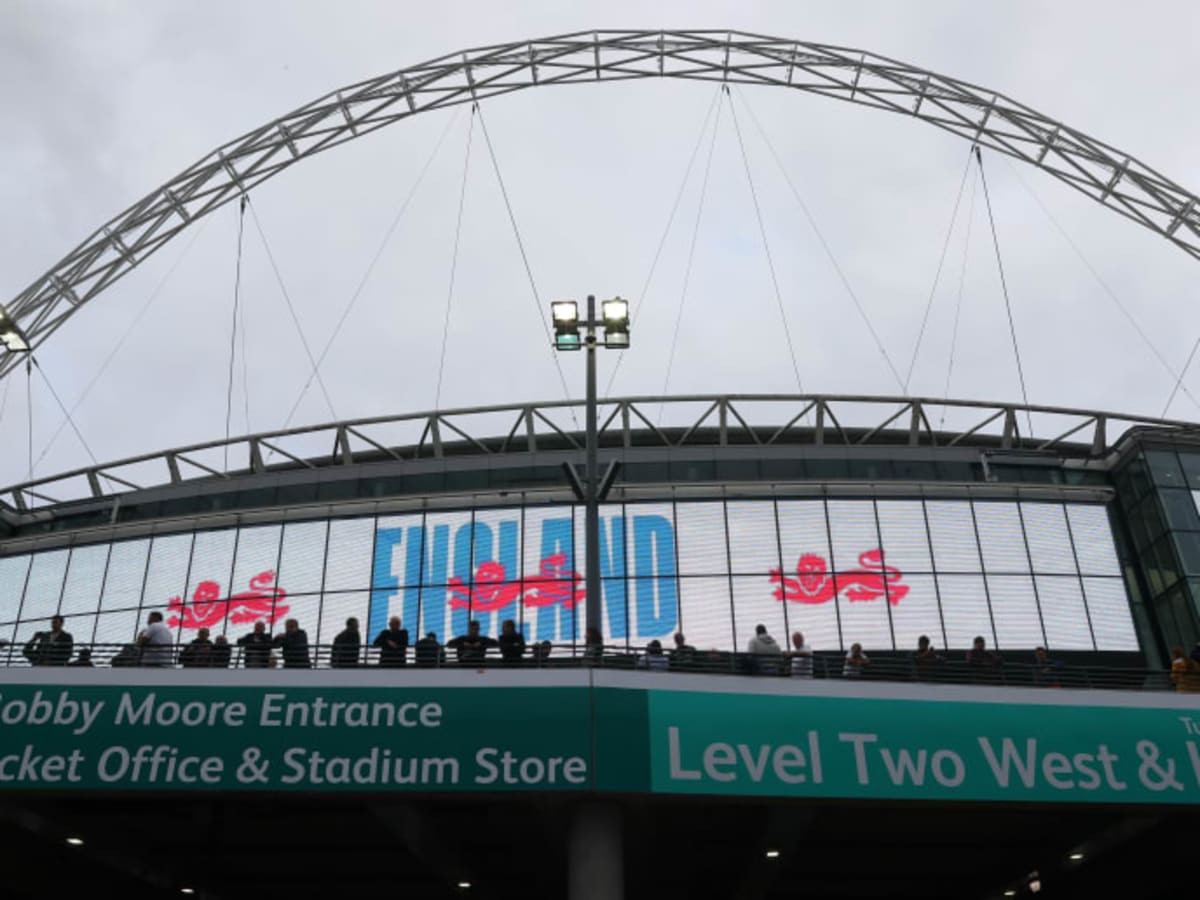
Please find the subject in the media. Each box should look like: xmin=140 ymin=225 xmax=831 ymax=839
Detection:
xmin=585 ymin=295 xmax=602 ymax=643
xmin=569 ymin=801 xmax=623 ymax=900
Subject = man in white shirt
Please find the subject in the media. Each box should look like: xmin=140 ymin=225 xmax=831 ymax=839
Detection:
xmin=789 ymin=631 xmax=814 ymax=678
xmin=138 ymin=611 xmax=175 ymax=667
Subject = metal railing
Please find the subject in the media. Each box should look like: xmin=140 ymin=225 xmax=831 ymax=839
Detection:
xmin=1 ymin=640 xmax=1179 ymax=693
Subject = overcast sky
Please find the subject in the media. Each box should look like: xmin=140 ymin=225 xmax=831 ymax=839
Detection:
xmin=1 ymin=0 xmax=1197 ymax=491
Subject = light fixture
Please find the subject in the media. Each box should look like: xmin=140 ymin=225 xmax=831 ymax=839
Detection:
xmin=66 ymin=837 xmax=84 ymax=846
xmin=601 ymin=297 xmax=630 ymax=348
xmin=457 ymin=881 xmax=471 ymax=890
xmin=180 ymin=890 xmax=195 ymax=896
xmin=0 ymin=305 xmax=29 ymax=352
xmin=551 ymin=301 xmax=581 ymax=350
xmin=1069 ymin=852 xmax=1084 ymax=861
xmin=1003 ymin=892 xmax=1016 ymax=898
xmin=765 ymin=849 xmax=780 ymax=859
xmin=1028 ymin=878 xmax=1041 ymax=893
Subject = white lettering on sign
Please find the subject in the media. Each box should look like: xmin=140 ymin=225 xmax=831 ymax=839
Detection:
xmin=976 ymin=738 xmax=1124 ymax=791
xmin=666 ymin=726 xmax=823 ymax=786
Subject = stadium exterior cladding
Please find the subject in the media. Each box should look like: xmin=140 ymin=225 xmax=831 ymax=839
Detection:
xmin=2 ymin=393 xmax=1200 ymax=665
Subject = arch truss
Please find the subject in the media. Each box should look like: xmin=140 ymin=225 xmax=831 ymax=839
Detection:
xmin=2 ymin=29 xmax=1198 ymax=380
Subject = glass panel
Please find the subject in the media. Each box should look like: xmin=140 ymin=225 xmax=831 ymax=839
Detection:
xmin=598 ymin=578 xmax=631 ymax=651
xmin=926 ymin=501 xmax=981 ymax=573
xmin=1020 ymin=503 xmax=1075 ymax=574
xmin=1036 ymin=575 xmax=1094 ymax=650
xmin=142 ymin=533 xmax=193 ymax=613
xmin=372 ymin=513 xmax=427 ymax=640
xmin=323 ymin=518 xmax=375 ymax=591
xmin=836 ymin=573 xmax=893 ymax=651
xmin=1161 ymin=489 xmax=1200 ymax=531
xmin=1082 ymin=577 xmax=1139 ymax=650
xmin=732 ymin=575 xmax=787 ymax=656
xmin=726 ymin=501 xmax=781 ymax=575
xmin=1176 ymin=532 xmax=1200 ymax=576
xmin=94 ymin=609 xmax=140 ymax=650
xmin=232 ymin=525 xmax=282 ymax=590
xmin=937 ymin=574 xmax=993 ymax=649
xmin=827 ymin=500 xmax=879 ymax=572
xmin=1066 ymin=505 xmax=1121 ymax=576
xmin=186 ymin=529 xmax=237 ymax=600
xmin=523 ymin=505 xmax=577 ymax=584
xmin=65 ymin=614 xmax=96 ymax=650
xmin=0 ymin=554 xmax=31 ymax=621
xmin=986 ymin=576 xmax=1044 ymax=649
xmin=679 ymin=576 xmax=733 ymax=652
xmin=318 ymin=591 xmax=370 ymax=654
xmin=1145 ymin=450 xmax=1185 ymax=487
xmin=60 ymin=544 xmax=109 ymax=616
xmin=100 ymin=540 xmax=149 ymax=611
xmin=278 ymin=521 xmax=328 ymax=593
xmin=888 ymin=574 xmax=944 ymax=652
xmin=777 ymin=501 xmax=832 ymax=576
xmin=974 ymin=503 xmax=1029 ymax=573
xmin=20 ymin=549 xmax=69 ymax=622
xmin=875 ymin=501 xmax=933 ymax=574
xmin=675 ymin=502 xmax=728 ymax=575
xmin=464 ymin=508 xmax=523 ymax=639
xmin=1179 ymin=453 xmax=1200 ymax=490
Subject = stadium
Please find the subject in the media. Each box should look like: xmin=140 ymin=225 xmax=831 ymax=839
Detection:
xmin=1 ymin=27 xmax=1199 ymax=900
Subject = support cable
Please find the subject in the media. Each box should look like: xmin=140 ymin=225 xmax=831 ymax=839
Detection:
xmin=224 ymin=196 xmax=247 ymax=472
xmin=660 ymin=89 xmax=725 ymax=413
xmin=605 ymin=87 xmax=722 ymax=396
xmin=434 ymin=106 xmax=477 ymax=410
xmin=735 ymin=87 xmax=906 ymax=392
xmin=25 ymin=358 xmax=32 ymax=484
xmin=277 ymin=107 xmax=463 ymax=432
xmin=245 ymin=198 xmax=337 ymax=421
xmin=997 ymin=158 xmax=1200 ymax=418
xmin=975 ymin=146 xmax=1033 ymax=438
xmin=905 ymin=145 xmax=975 ymax=393
xmin=728 ymin=87 xmax=804 ymax=393
xmin=474 ymin=103 xmax=579 ymax=427
xmin=30 ymin=357 xmax=97 ymax=467
xmin=940 ymin=167 xmax=980 ymax=428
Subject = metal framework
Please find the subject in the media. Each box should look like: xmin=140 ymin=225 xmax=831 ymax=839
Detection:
xmin=2 ymin=29 xmax=1199 ymax=380
xmin=2 ymin=392 xmax=1195 ymax=514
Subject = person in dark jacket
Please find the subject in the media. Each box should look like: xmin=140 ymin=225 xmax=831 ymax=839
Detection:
xmin=446 ymin=620 xmax=498 ymax=665
xmin=237 ymin=621 xmax=272 ymax=669
xmin=110 ymin=643 xmax=141 ymax=668
xmin=272 ymin=619 xmax=311 ymax=669
xmin=497 ymin=619 xmax=526 ymax=665
xmin=415 ymin=632 xmax=444 ymax=668
xmin=179 ymin=628 xmax=214 ymax=668
xmin=23 ymin=615 xmax=73 ymax=666
xmin=67 ymin=648 xmax=94 ymax=668
xmin=372 ymin=616 xmax=409 ymax=667
xmin=331 ymin=617 xmax=362 ymax=668
xmin=211 ymin=635 xmax=232 ymax=669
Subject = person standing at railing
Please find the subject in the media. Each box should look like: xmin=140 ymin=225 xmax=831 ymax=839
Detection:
xmin=212 ymin=635 xmax=232 ymax=668
xmin=138 ymin=612 xmax=175 ymax=668
xmin=415 ymin=632 xmax=444 ymax=667
xmin=966 ymin=636 xmax=1003 ymax=684
xmin=498 ymin=619 xmax=526 ymax=666
xmin=180 ymin=628 xmax=215 ymax=668
xmin=447 ymin=620 xmax=498 ymax=666
xmin=273 ymin=619 xmax=312 ymax=669
xmin=747 ymin=624 xmax=782 ymax=675
xmin=372 ymin=616 xmax=410 ymax=668
xmin=670 ymin=633 xmax=696 ymax=672
xmin=1171 ymin=646 xmax=1200 ymax=693
xmin=637 ymin=640 xmax=670 ymax=671
xmin=237 ymin=621 xmax=272 ymax=669
xmin=843 ymin=643 xmax=871 ymax=679
xmin=23 ymin=615 xmax=73 ymax=666
xmin=1032 ymin=646 xmax=1064 ymax=687
xmin=331 ymin=617 xmax=362 ymax=668
xmin=68 ymin=648 xmax=94 ymax=668
xmin=788 ymin=632 xmax=814 ymax=678
xmin=914 ymin=635 xmax=943 ymax=682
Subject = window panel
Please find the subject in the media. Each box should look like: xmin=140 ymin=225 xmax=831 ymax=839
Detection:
xmin=524 ymin=505 xmax=577 ymax=582
xmin=186 ymin=529 xmax=237 ymax=601
xmin=65 ymin=614 xmax=96 ymax=650
xmin=1083 ymin=577 xmax=1139 ymax=650
xmin=100 ymin=540 xmax=149 ymax=611
xmin=277 ymin=521 xmax=328 ymax=593
xmin=875 ymin=501 xmax=933 ymax=574
xmin=318 ymin=592 xmax=370 ymax=655
xmin=986 ymin=575 xmax=1045 ymax=649
xmin=777 ymin=501 xmax=831 ymax=575
xmin=372 ymin=514 xmax=428 ymax=640
xmin=926 ymin=501 xmax=981 ymax=572
xmin=232 ymin=525 xmax=282 ymax=590
xmin=1066 ymin=505 xmax=1121 ymax=576
xmin=1036 ymin=575 xmax=1094 ymax=650
xmin=726 ymin=501 xmax=781 ymax=575
xmin=463 ymin=508 xmax=523 ymax=639
xmin=1021 ymin=503 xmax=1075 ymax=574
xmin=888 ymin=574 xmax=945 ymax=652
xmin=974 ymin=503 xmax=1029 ymax=573
xmin=142 ymin=534 xmax=193 ymax=612
xmin=836 ymin=575 xmax=894 ymax=651
xmin=0 ymin=554 xmax=31 ymax=621
xmin=94 ymin=609 xmax=140 ymax=650
xmin=675 ymin=502 xmax=728 ymax=575
xmin=323 ymin=518 xmax=375 ymax=591
xmin=827 ymin=501 xmax=880 ymax=572
xmin=20 ymin=549 xmax=69 ymax=622
xmin=598 ymin=578 xmax=631 ymax=650
xmin=60 ymin=544 xmax=109 ymax=616
xmin=937 ymin=574 xmax=993 ymax=649
xmin=679 ymin=576 xmax=733 ymax=652
xmin=732 ymin=576 xmax=787 ymax=655
xmin=1145 ymin=450 xmax=1185 ymax=487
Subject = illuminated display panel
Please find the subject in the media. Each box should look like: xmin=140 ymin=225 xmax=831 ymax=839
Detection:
xmin=0 ymin=499 xmax=1136 ymax=655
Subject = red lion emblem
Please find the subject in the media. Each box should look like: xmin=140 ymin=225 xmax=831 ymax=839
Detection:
xmin=166 ymin=571 xmax=289 ymax=629
xmin=769 ymin=550 xmax=907 ymax=605
xmin=445 ymin=553 xmax=585 ymax=612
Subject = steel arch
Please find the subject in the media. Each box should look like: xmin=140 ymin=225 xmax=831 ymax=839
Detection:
xmin=3 ymin=29 xmax=1198 ymax=380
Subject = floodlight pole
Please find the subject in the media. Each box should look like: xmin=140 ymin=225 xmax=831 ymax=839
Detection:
xmin=583 ymin=294 xmax=601 ymax=643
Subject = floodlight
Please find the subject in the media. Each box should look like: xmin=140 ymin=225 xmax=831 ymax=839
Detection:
xmin=66 ymin=837 xmax=84 ymax=846
xmin=601 ymin=297 xmax=630 ymax=348
xmin=551 ymin=301 xmax=579 ymax=330
xmin=0 ymin=305 xmax=29 ymax=352
xmin=765 ymin=849 xmax=780 ymax=859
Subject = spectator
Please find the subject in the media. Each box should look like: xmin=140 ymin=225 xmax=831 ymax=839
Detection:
xmin=670 ymin=633 xmax=696 ymax=671
xmin=747 ymin=624 xmax=782 ymax=674
xmin=1171 ymin=645 xmax=1200 ymax=693
xmin=237 ymin=621 xmax=272 ymax=669
xmin=531 ymin=640 xmax=553 ymax=667
xmin=1032 ymin=646 xmax=1064 ymax=687
xmin=68 ymin=648 xmax=94 ymax=668
xmin=497 ymin=619 xmax=526 ymax=666
xmin=914 ymin=635 xmax=942 ymax=681
xmin=638 ymin=639 xmax=669 ymax=671
xmin=966 ymin=635 xmax=1003 ymax=683
xmin=447 ymin=620 xmax=498 ymax=665
xmin=273 ymin=619 xmax=312 ymax=669
xmin=843 ymin=642 xmax=871 ymax=678
xmin=211 ymin=635 xmax=232 ymax=669
xmin=331 ymin=617 xmax=362 ymax=668
xmin=415 ymin=632 xmax=443 ymax=668
xmin=180 ymin=628 xmax=214 ymax=668
xmin=138 ymin=612 xmax=174 ymax=667
xmin=372 ymin=616 xmax=409 ymax=668
xmin=23 ymin=615 xmax=73 ymax=667
xmin=110 ymin=643 xmax=141 ymax=668
xmin=788 ymin=631 xmax=814 ymax=678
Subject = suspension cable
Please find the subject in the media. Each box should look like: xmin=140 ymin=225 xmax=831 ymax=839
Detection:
xmin=605 ymin=87 xmax=722 ymax=397
xmin=25 ymin=358 xmax=32 ymax=483
xmin=277 ymin=106 xmax=463 ymax=432
xmin=940 ymin=166 xmax=980 ymax=429
xmin=735 ymin=87 xmax=906 ymax=392
xmin=474 ymin=103 xmax=579 ymax=427
xmin=728 ymin=87 xmax=805 ymax=393
xmin=434 ymin=106 xmax=477 ymax=410
xmin=30 ymin=356 xmax=97 ymax=467
xmin=224 ymin=196 xmax=247 ymax=472
xmin=245 ymin=198 xmax=338 ymax=421
xmin=659 ymin=87 xmax=725 ymax=413
xmin=975 ymin=146 xmax=1033 ymax=438
xmin=905 ymin=145 xmax=975 ymax=393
